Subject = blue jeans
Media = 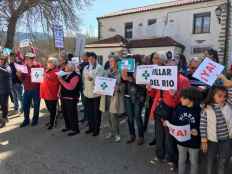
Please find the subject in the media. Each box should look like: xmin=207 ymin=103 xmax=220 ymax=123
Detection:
xmin=125 ymin=97 xmax=144 ymax=138
xmin=23 ymin=89 xmax=40 ymax=124
xmin=11 ymin=83 xmax=23 ymax=111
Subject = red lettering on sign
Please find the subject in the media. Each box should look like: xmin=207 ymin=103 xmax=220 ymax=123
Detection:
xmin=200 ymin=63 xmax=217 ymax=82
xmin=176 ymin=130 xmax=185 ymax=137
xmin=206 ymin=63 xmax=216 ymax=73
xmin=200 ymin=69 xmax=209 ymax=82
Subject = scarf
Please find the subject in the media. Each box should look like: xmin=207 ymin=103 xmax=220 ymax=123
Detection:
xmin=211 ymin=104 xmax=229 ymax=141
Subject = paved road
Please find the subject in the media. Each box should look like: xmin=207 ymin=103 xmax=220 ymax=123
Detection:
xmin=0 ymin=106 xmax=231 ymax=174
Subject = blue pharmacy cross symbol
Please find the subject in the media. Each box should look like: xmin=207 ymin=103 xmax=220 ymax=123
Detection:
xmin=100 ymin=82 xmax=108 ymax=90
xmin=142 ymin=70 xmax=150 ymax=80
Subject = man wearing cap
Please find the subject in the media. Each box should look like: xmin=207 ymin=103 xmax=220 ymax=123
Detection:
xmin=17 ymin=52 xmax=41 ymax=127
xmin=0 ymin=53 xmax=12 ymax=128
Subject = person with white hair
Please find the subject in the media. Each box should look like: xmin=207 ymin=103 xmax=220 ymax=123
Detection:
xmin=57 ymin=62 xmax=81 ymax=136
xmin=40 ymin=57 xmax=60 ymax=130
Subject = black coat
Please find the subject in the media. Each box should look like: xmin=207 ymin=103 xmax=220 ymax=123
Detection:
xmin=0 ymin=64 xmax=12 ymax=95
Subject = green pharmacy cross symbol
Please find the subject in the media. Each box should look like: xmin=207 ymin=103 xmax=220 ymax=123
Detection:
xmin=142 ymin=70 xmax=150 ymax=80
xmin=100 ymin=82 xmax=108 ymax=90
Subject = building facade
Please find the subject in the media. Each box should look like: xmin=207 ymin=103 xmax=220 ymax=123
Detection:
xmin=86 ymin=0 xmax=229 ymax=65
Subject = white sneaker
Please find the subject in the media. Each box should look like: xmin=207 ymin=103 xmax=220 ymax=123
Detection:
xmin=105 ymin=133 xmax=113 ymax=139
xmin=114 ymin=135 xmax=121 ymax=143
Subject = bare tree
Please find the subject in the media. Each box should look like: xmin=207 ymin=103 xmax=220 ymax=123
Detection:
xmin=0 ymin=0 xmax=91 ymax=49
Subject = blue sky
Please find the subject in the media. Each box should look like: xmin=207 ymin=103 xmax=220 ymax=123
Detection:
xmin=79 ymin=0 xmax=171 ymax=35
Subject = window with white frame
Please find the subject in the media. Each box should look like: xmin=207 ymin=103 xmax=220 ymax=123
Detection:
xmin=193 ymin=12 xmax=211 ymax=34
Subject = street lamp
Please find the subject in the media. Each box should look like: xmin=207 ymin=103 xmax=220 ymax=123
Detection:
xmin=215 ymin=6 xmax=222 ymax=24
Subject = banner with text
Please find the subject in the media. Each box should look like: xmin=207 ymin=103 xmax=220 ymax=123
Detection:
xmin=150 ymin=66 xmax=178 ymax=90
xmin=94 ymin=77 xmax=116 ymax=96
xmin=53 ymin=25 xmax=64 ymax=48
xmin=193 ymin=57 xmax=224 ymax=86
xmin=167 ymin=122 xmax=191 ymax=142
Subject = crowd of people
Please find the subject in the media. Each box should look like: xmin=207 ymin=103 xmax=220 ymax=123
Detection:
xmin=0 ymin=46 xmax=232 ymax=174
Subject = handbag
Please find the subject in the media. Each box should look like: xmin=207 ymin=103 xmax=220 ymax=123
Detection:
xmin=155 ymin=91 xmax=172 ymax=120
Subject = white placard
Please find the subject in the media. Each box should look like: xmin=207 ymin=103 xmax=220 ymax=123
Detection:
xmin=53 ymin=25 xmax=64 ymax=48
xmin=193 ymin=57 xmax=224 ymax=86
xmin=136 ymin=65 xmax=157 ymax=84
xmin=75 ymin=33 xmax=86 ymax=57
xmin=31 ymin=68 xmax=44 ymax=83
xmin=19 ymin=39 xmax=31 ymax=48
xmin=14 ymin=63 xmax=28 ymax=74
xmin=94 ymin=76 xmax=117 ymax=96
xmin=71 ymin=57 xmax=79 ymax=65
xmin=167 ymin=122 xmax=191 ymax=142
xmin=150 ymin=66 xmax=178 ymax=90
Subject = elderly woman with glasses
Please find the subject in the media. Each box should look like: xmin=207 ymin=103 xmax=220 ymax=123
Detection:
xmin=40 ymin=57 xmax=60 ymax=130
xmin=0 ymin=53 xmax=12 ymax=128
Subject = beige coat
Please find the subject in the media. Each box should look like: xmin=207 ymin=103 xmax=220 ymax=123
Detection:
xmin=203 ymin=104 xmax=232 ymax=142
xmin=100 ymin=70 xmax=125 ymax=114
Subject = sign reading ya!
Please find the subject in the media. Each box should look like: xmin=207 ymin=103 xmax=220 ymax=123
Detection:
xmin=193 ymin=58 xmax=224 ymax=86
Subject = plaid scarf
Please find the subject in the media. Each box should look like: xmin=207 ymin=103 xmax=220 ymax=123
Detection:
xmin=211 ymin=104 xmax=229 ymax=141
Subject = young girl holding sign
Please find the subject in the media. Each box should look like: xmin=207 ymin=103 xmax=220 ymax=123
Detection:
xmin=200 ymin=85 xmax=232 ymax=174
xmin=171 ymin=87 xmax=202 ymax=174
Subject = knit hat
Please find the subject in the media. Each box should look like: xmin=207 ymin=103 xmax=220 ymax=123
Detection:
xmin=25 ymin=52 xmax=36 ymax=58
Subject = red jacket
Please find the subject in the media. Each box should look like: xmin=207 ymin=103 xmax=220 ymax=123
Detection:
xmin=20 ymin=65 xmax=42 ymax=91
xmin=40 ymin=68 xmax=60 ymax=100
xmin=148 ymin=74 xmax=190 ymax=119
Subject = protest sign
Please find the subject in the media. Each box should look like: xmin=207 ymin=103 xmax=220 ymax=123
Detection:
xmin=3 ymin=48 xmax=12 ymax=56
xmin=31 ymin=68 xmax=44 ymax=83
xmin=19 ymin=39 xmax=31 ymax=48
xmin=53 ymin=25 xmax=64 ymax=48
xmin=193 ymin=57 xmax=224 ymax=86
xmin=149 ymin=66 xmax=178 ymax=90
xmin=75 ymin=33 xmax=86 ymax=57
xmin=14 ymin=63 xmax=28 ymax=74
xmin=94 ymin=77 xmax=116 ymax=96
xmin=119 ymin=58 xmax=135 ymax=72
xmin=71 ymin=57 xmax=79 ymax=65
xmin=167 ymin=122 xmax=191 ymax=142
xmin=136 ymin=65 xmax=157 ymax=84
